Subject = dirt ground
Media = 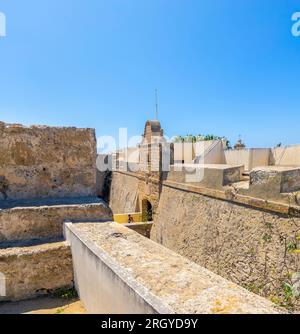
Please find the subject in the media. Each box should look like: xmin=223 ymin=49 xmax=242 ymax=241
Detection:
xmin=0 ymin=297 xmax=87 ymax=314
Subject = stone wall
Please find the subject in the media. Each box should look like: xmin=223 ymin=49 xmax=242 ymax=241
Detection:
xmin=109 ymin=172 xmax=140 ymax=214
xmin=0 ymin=199 xmax=113 ymax=244
xmin=0 ymin=241 xmax=73 ymax=301
xmin=0 ymin=122 xmax=97 ymax=200
xmin=108 ymin=171 xmax=161 ymax=218
xmin=151 ymin=184 xmax=300 ymax=311
xmin=65 ymin=222 xmax=283 ymax=314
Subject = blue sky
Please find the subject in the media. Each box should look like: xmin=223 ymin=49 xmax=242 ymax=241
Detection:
xmin=0 ymin=0 xmax=300 ymax=149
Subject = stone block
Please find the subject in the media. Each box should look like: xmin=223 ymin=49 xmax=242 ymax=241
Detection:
xmin=0 ymin=197 xmax=112 ymax=244
xmin=0 ymin=241 xmax=73 ymax=301
xmin=166 ymin=164 xmax=244 ymax=189
xmin=249 ymin=166 xmax=300 ymax=200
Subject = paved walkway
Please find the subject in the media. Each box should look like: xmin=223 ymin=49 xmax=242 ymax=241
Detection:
xmin=0 ymin=297 xmax=86 ymax=314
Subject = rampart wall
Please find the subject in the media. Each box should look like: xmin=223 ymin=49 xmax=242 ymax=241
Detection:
xmin=109 ymin=171 xmax=300 ymax=310
xmin=0 ymin=122 xmax=97 ymax=200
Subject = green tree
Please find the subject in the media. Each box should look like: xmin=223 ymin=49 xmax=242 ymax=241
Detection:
xmin=172 ymin=134 xmax=231 ymax=149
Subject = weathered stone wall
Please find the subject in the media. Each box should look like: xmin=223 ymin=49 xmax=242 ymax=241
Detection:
xmin=0 ymin=241 xmax=73 ymax=301
xmin=151 ymin=185 xmax=300 ymax=310
xmin=109 ymin=171 xmax=161 ymax=219
xmin=109 ymin=172 xmax=140 ymax=214
xmin=137 ymin=173 xmax=160 ymax=218
xmin=0 ymin=122 xmax=97 ymax=200
xmin=0 ymin=199 xmax=113 ymax=244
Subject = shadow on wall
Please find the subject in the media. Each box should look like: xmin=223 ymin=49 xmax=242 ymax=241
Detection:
xmin=96 ymin=170 xmax=112 ymax=202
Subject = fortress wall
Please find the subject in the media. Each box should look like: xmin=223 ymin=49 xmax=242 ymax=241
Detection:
xmin=109 ymin=172 xmax=140 ymax=214
xmin=107 ymin=171 xmax=300 ymax=309
xmin=0 ymin=122 xmax=97 ymax=201
xmin=150 ymin=184 xmax=300 ymax=310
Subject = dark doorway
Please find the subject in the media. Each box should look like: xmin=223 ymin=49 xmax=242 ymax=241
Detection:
xmin=142 ymin=199 xmax=153 ymax=222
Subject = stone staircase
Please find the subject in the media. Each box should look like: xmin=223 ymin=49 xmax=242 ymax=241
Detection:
xmin=0 ymin=197 xmax=112 ymax=301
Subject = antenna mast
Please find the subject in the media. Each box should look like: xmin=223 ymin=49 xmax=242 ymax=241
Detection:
xmin=155 ymin=89 xmax=159 ymax=120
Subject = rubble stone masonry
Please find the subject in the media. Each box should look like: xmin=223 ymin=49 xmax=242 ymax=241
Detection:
xmin=0 ymin=122 xmax=97 ymax=200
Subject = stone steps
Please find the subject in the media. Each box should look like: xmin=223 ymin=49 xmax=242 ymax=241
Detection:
xmin=0 ymin=197 xmax=113 ymax=244
xmin=0 ymin=241 xmax=73 ymax=301
xmin=0 ymin=197 xmax=113 ymax=302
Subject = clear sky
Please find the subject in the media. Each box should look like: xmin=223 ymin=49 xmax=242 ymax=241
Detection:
xmin=0 ymin=0 xmax=300 ymax=149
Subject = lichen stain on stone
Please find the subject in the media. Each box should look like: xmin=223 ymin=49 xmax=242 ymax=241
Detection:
xmin=210 ymin=297 xmax=239 ymax=314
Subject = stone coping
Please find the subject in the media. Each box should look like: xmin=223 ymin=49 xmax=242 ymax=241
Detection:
xmin=0 ymin=121 xmax=94 ymax=131
xmin=173 ymin=163 xmax=244 ymax=170
xmin=65 ymin=222 xmax=284 ymax=314
xmin=124 ymin=222 xmax=153 ymax=227
xmin=251 ymin=166 xmax=300 ymax=172
xmin=114 ymin=171 xmax=300 ymax=216
xmin=0 ymin=196 xmax=106 ymax=210
xmin=0 ymin=241 xmax=69 ymax=257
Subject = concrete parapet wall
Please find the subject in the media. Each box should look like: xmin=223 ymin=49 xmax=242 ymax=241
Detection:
xmin=225 ymin=145 xmax=300 ymax=170
xmin=174 ymin=141 xmax=226 ymax=164
xmin=272 ymin=144 xmax=300 ymax=167
xmin=194 ymin=140 xmax=226 ymax=164
xmin=225 ymin=149 xmax=270 ymax=171
xmin=0 ymin=122 xmax=97 ymax=201
xmin=0 ymin=198 xmax=113 ymax=244
xmin=65 ymin=222 xmax=283 ymax=314
xmin=166 ymin=164 xmax=243 ymax=189
xmin=0 ymin=241 xmax=73 ymax=301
